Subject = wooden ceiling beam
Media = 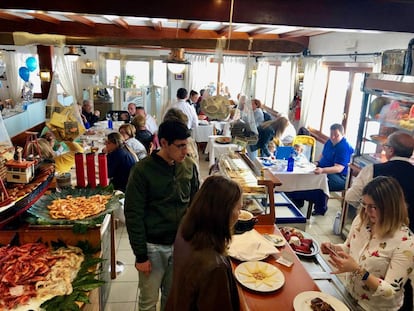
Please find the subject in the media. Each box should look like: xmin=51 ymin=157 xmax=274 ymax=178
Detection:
xmin=187 ymin=22 xmax=201 ymax=33
xmin=65 ymin=14 xmax=95 ymax=27
xmin=27 ymin=12 xmax=60 ymax=24
xmin=248 ymin=27 xmax=271 ymax=37
xmin=151 ymin=20 xmax=163 ymax=31
xmin=2 ymin=0 xmax=414 ymax=33
xmin=280 ymin=29 xmax=330 ymax=38
xmin=112 ymin=17 xmax=129 ymax=29
xmin=0 ymin=11 xmax=25 ymax=22
xmin=0 ymin=31 xmax=306 ymax=53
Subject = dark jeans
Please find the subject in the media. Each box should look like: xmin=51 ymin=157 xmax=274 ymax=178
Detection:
xmin=285 ymin=189 xmax=329 ymax=215
xmin=327 ymin=173 xmax=347 ymax=192
xmin=400 ymin=279 xmax=413 ymax=311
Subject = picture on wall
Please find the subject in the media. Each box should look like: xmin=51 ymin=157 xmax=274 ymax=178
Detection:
xmin=174 ymin=73 xmax=184 ymax=80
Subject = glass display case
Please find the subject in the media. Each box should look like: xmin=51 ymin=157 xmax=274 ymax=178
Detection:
xmin=341 ymin=73 xmax=414 ymax=237
xmin=218 ymin=151 xmax=306 ymax=229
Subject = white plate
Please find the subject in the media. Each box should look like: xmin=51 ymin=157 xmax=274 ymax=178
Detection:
xmin=264 ymin=234 xmax=286 ymax=247
xmin=234 ymin=261 xmax=285 ymax=292
xmin=280 ymin=227 xmax=320 ymax=257
xmin=230 ymin=253 xmax=268 ymax=262
xmin=293 ymin=291 xmax=350 ymax=311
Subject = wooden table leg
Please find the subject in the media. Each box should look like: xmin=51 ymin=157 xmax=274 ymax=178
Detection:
xmin=110 ymin=213 xmax=116 ymax=279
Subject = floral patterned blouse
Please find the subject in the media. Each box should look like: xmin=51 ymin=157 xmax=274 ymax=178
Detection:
xmin=339 ymin=215 xmax=414 ymax=310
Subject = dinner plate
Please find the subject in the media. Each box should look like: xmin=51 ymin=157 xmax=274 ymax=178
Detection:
xmin=263 ymin=234 xmax=286 ymax=247
xmin=234 ymin=261 xmax=285 ymax=292
xmin=215 ymin=137 xmax=232 ymax=144
xmin=280 ymin=227 xmax=320 ymax=257
xmin=229 ymin=251 xmax=268 ymax=262
xmin=293 ymin=291 xmax=350 ymax=311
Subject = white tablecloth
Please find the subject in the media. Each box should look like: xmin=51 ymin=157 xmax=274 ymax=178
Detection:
xmin=192 ymin=124 xmax=214 ymax=142
xmin=205 ymin=135 xmax=240 ymax=168
xmin=257 ymin=158 xmax=329 ymax=196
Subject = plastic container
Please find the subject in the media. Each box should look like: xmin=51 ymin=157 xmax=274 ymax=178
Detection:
xmin=287 ymin=155 xmax=294 ymax=172
xmin=108 ymin=119 xmax=113 ymax=129
xmin=333 ymin=212 xmax=341 ymax=235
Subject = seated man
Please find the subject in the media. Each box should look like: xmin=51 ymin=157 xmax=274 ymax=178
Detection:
xmin=136 ymin=106 xmax=158 ymax=135
xmin=286 ymin=123 xmax=354 ymax=216
xmin=314 ymin=123 xmax=354 ymax=192
xmin=127 ymin=102 xmax=137 ymax=118
xmin=81 ymin=99 xmax=100 ymax=127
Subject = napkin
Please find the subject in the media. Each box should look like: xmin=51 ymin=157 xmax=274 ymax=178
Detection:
xmin=228 ymin=229 xmax=279 ymax=261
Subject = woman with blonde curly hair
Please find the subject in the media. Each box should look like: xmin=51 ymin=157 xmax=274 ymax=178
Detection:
xmin=27 ymin=137 xmax=83 ymax=174
xmin=119 ymin=123 xmax=147 ymax=160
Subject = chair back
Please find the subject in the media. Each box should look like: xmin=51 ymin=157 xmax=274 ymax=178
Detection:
xmin=107 ymin=110 xmax=130 ymax=122
xmin=292 ymin=135 xmax=316 ymax=162
xmin=275 ymin=146 xmax=294 ymax=160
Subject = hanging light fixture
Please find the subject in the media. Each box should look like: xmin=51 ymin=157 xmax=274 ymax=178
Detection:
xmin=163 ymin=48 xmax=190 ymax=74
xmin=64 ymin=46 xmax=81 ymax=62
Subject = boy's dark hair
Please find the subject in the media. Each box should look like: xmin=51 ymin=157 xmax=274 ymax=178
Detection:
xmin=158 ymin=120 xmax=191 ymax=144
xmin=176 ymin=88 xmax=188 ymax=99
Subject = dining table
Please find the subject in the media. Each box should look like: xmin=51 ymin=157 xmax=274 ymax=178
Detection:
xmin=256 ymin=158 xmax=329 ymax=196
xmin=205 ymin=135 xmax=241 ymax=168
xmin=232 ymin=225 xmax=319 ymax=311
xmin=232 ymin=225 xmax=360 ymax=311
xmin=192 ymin=122 xmax=214 ymax=143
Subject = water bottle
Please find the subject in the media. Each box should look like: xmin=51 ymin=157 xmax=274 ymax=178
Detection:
xmin=333 ymin=212 xmax=341 ymax=235
xmin=287 ymin=153 xmax=294 ymax=172
xmin=108 ymin=118 xmax=113 ymax=129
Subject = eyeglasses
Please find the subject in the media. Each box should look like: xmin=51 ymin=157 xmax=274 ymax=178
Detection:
xmin=382 ymin=143 xmax=392 ymax=149
xmin=359 ymin=200 xmax=377 ymax=210
xmin=172 ymin=142 xmax=188 ymax=150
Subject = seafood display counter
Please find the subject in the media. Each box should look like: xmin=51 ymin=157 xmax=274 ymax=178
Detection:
xmin=0 ymin=214 xmax=112 ymax=311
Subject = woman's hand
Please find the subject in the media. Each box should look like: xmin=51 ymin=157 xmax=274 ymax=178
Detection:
xmin=321 ymin=242 xmax=335 ymax=255
xmin=328 ymin=251 xmax=359 ymax=274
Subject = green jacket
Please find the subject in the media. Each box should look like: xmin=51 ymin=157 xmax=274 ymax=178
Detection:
xmin=124 ymin=151 xmax=199 ymax=263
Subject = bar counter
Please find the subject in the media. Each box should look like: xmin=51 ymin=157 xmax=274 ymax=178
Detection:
xmin=231 ymin=225 xmax=319 ymax=311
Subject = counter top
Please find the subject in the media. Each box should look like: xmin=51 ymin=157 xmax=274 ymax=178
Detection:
xmin=232 ymin=225 xmax=319 ymax=311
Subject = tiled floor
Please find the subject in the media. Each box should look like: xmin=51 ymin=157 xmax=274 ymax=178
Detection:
xmin=104 ymin=153 xmax=346 ymax=311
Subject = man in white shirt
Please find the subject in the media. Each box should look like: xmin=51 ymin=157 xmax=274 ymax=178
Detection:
xmin=345 ymin=131 xmax=414 ymax=220
xmin=136 ymin=106 xmax=158 ymax=134
xmin=168 ymin=88 xmax=198 ymax=130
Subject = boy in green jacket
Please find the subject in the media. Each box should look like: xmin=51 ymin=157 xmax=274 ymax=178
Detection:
xmin=124 ymin=119 xmax=199 ymax=311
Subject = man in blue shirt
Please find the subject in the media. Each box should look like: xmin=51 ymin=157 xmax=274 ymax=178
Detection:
xmin=286 ymin=123 xmax=354 ymax=216
xmin=314 ymin=123 xmax=354 ymax=192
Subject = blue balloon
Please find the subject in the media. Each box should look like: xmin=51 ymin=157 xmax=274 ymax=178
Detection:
xmin=26 ymin=57 xmax=37 ymax=72
xmin=19 ymin=66 xmax=30 ymax=82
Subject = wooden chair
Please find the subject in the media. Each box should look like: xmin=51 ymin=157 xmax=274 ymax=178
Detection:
xmin=292 ymin=135 xmax=316 ymax=162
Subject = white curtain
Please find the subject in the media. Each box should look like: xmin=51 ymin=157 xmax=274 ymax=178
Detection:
xmin=274 ymin=57 xmax=298 ymax=116
xmin=53 ymin=47 xmax=83 ymax=105
xmin=299 ymin=58 xmax=328 ymax=129
xmin=187 ymin=54 xmax=215 ymax=94
xmin=4 ymin=51 xmax=34 ymax=105
xmin=221 ymin=55 xmax=247 ymax=99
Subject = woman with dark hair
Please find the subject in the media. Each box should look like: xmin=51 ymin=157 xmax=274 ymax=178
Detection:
xmin=321 ymin=176 xmax=414 ymax=310
xmin=103 ymin=132 xmax=137 ymax=192
xmin=166 ymin=175 xmax=242 ymax=311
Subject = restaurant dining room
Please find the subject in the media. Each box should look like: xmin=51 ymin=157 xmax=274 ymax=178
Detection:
xmin=0 ymin=1 xmax=414 ymax=311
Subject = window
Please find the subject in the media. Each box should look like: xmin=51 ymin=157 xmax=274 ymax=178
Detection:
xmin=319 ymin=63 xmax=372 ymax=147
